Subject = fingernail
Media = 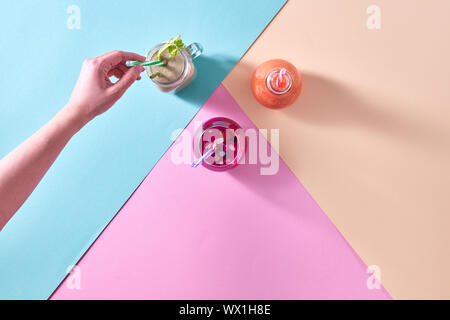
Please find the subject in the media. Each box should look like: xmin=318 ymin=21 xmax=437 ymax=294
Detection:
xmin=136 ymin=65 xmax=144 ymax=73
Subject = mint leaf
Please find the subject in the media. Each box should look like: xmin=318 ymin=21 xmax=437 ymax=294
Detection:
xmin=156 ymin=35 xmax=186 ymax=61
xmin=168 ymin=45 xmax=178 ymax=57
xmin=173 ymin=37 xmax=185 ymax=50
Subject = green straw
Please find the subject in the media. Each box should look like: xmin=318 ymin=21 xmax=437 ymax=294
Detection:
xmin=126 ymin=60 xmax=165 ymax=67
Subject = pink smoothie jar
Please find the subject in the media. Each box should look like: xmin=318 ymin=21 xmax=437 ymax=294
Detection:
xmin=193 ymin=117 xmax=245 ymax=171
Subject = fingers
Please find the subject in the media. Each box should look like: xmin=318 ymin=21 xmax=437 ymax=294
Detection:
xmin=107 ymin=63 xmax=142 ymax=81
xmin=116 ymin=63 xmax=142 ymax=80
xmin=107 ymin=63 xmax=127 ymax=78
xmin=99 ymin=50 xmax=146 ymax=67
xmin=108 ymin=65 xmax=144 ymax=97
xmin=108 ymin=68 xmax=124 ymax=79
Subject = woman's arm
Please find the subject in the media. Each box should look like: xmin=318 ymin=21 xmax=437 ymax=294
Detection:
xmin=0 ymin=50 xmax=145 ymax=230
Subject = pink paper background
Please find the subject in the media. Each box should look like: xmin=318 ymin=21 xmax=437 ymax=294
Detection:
xmin=52 ymin=85 xmax=390 ymax=299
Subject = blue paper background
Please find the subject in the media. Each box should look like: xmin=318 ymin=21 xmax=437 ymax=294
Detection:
xmin=0 ymin=0 xmax=285 ymax=299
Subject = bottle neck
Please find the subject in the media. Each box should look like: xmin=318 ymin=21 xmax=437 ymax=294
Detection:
xmin=266 ymin=68 xmax=292 ymax=95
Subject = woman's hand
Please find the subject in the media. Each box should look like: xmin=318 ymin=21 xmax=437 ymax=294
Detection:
xmin=0 ymin=50 xmax=146 ymax=229
xmin=67 ymin=50 xmax=146 ymax=125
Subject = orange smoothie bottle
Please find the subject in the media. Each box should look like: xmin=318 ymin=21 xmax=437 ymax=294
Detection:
xmin=251 ymin=59 xmax=302 ymax=109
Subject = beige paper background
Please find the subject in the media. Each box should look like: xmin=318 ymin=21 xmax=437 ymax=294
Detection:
xmin=223 ymin=0 xmax=450 ymax=299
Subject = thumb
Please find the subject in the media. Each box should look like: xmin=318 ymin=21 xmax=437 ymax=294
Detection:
xmin=109 ymin=65 xmax=144 ymax=97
